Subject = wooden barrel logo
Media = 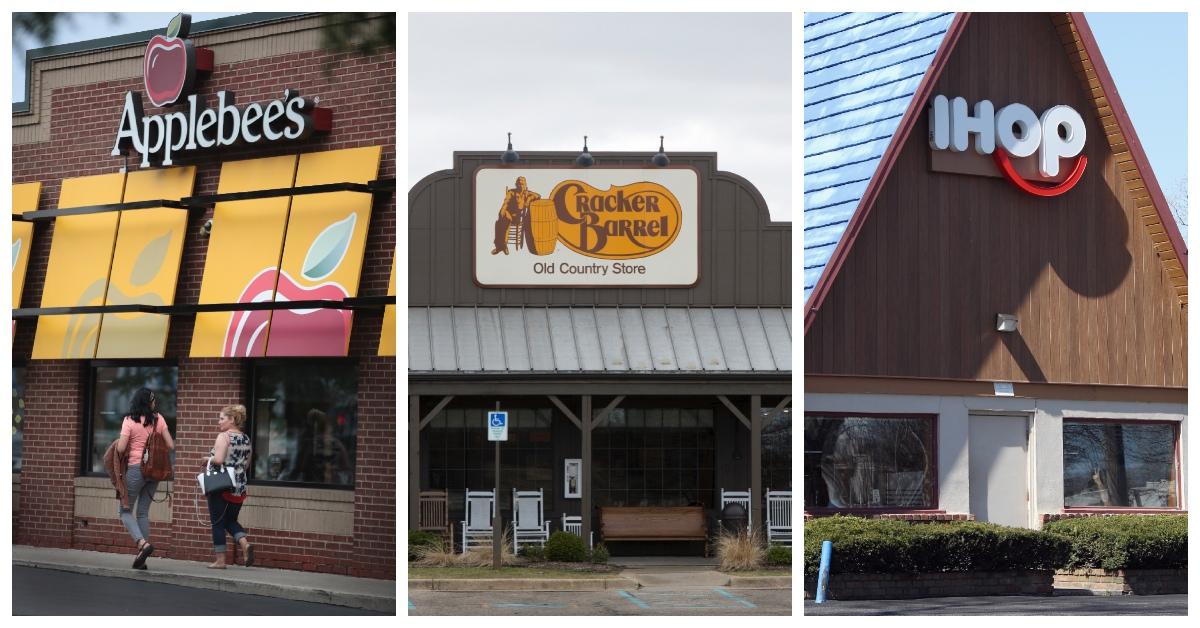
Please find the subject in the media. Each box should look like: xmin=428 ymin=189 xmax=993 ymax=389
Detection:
xmin=526 ymin=199 xmax=558 ymax=256
xmin=549 ymin=180 xmax=682 ymax=259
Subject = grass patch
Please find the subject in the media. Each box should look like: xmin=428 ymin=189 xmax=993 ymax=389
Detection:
xmin=409 ymin=566 xmax=616 ymax=579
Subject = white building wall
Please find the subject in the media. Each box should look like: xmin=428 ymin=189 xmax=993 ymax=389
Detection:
xmin=805 ymin=392 xmax=1186 ymax=528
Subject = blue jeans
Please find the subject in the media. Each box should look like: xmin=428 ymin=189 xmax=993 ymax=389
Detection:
xmin=207 ymin=492 xmax=247 ymax=552
xmin=118 ymin=464 xmax=158 ymax=543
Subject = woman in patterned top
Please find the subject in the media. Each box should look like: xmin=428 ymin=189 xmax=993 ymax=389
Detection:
xmin=205 ymin=404 xmax=254 ymax=569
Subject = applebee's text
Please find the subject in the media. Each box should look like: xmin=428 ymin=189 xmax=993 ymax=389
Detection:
xmin=112 ymin=89 xmax=326 ymax=167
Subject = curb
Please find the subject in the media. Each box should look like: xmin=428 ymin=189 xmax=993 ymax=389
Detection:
xmin=409 ymin=577 xmax=637 ymax=591
xmin=728 ymin=576 xmax=792 ymax=589
xmin=16 ymin=558 xmax=395 ymax=614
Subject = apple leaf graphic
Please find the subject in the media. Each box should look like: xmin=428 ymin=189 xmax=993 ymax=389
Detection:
xmin=302 ymin=212 xmax=357 ymax=282
xmin=12 ymin=238 xmax=21 ymax=270
xmin=167 ymin=13 xmax=188 ymax=39
xmin=130 ymin=230 xmax=173 ymax=287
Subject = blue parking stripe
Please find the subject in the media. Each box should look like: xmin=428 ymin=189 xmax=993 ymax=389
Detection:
xmin=618 ymin=590 xmax=650 ymax=609
xmin=408 ymin=599 xmax=414 ymax=609
xmin=714 ymin=588 xmax=758 ymax=608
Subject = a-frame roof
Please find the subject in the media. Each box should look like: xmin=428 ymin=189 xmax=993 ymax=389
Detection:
xmin=803 ymin=12 xmax=1188 ymax=334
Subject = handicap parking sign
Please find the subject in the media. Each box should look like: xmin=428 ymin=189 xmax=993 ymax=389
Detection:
xmin=488 ymin=411 xmax=508 ymax=441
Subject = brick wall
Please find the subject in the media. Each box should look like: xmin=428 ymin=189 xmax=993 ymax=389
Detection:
xmin=13 ymin=33 xmax=395 ymax=578
xmin=1053 ymin=568 xmax=1187 ymax=595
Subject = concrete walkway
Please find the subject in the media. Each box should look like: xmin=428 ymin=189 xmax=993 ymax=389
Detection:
xmin=13 ymin=545 xmax=395 ymax=613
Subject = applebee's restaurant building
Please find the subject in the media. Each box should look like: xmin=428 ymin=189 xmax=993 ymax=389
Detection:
xmin=408 ymin=152 xmax=791 ymax=553
xmin=11 ymin=13 xmax=396 ymax=577
xmin=803 ymin=12 xmax=1186 ymax=527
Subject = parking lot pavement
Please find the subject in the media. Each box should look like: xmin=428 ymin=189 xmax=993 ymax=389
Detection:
xmin=408 ymin=587 xmax=791 ymax=616
xmin=803 ymin=594 xmax=1187 ymax=616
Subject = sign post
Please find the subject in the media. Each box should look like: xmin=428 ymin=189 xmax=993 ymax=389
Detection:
xmin=488 ymin=404 xmax=508 ymax=569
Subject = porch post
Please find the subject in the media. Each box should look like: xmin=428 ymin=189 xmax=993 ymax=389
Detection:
xmin=751 ymin=394 xmax=762 ymax=531
xmin=581 ymin=395 xmax=593 ymax=544
xmin=409 ymin=395 xmax=421 ymax=529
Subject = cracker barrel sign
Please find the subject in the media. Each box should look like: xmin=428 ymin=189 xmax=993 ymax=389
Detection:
xmin=474 ymin=167 xmax=699 ymax=286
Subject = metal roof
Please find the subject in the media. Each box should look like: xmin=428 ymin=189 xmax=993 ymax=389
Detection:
xmin=803 ymin=12 xmax=954 ymax=304
xmin=409 ymin=307 xmax=791 ymax=374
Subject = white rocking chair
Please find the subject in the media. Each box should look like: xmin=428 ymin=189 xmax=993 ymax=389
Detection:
xmin=460 ymin=489 xmax=496 ymax=554
xmin=561 ymin=514 xmax=594 ymax=549
xmin=512 ymin=488 xmax=551 ymax=554
xmin=766 ymin=489 xmax=792 ymax=547
xmin=720 ymin=488 xmax=753 ymax=527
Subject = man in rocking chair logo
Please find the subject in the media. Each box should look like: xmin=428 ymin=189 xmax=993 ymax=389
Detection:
xmin=491 ymin=176 xmax=541 ymax=255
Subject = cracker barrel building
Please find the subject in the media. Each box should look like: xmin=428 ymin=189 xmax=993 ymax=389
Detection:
xmin=803 ymin=12 xmax=1186 ymax=527
xmin=11 ymin=13 xmax=396 ymax=578
xmin=408 ymin=151 xmax=793 ymax=555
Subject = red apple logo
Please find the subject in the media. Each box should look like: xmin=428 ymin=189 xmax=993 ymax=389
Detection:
xmin=144 ymin=13 xmax=195 ymax=107
xmin=263 ymin=212 xmax=360 ymax=356
xmin=263 ymin=271 xmax=353 ymax=356
xmin=223 ymin=267 xmax=278 ymax=357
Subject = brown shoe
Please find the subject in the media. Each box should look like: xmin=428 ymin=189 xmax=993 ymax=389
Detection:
xmin=491 ymin=247 xmax=502 ymax=255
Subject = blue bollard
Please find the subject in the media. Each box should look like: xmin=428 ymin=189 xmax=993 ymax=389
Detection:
xmin=814 ymin=540 xmax=833 ymax=603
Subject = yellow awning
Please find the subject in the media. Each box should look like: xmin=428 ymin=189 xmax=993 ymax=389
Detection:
xmin=190 ymin=155 xmax=298 ymax=357
xmin=265 ymin=146 xmax=382 ymax=356
xmin=31 ymin=173 xmax=126 ymax=359
xmin=95 ymin=166 xmax=196 ymax=358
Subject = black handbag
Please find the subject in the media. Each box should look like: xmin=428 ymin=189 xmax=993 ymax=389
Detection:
xmin=197 ymin=458 xmax=236 ymax=495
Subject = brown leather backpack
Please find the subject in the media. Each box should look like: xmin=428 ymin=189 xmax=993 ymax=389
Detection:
xmin=142 ymin=414 xmax=174 ymax=482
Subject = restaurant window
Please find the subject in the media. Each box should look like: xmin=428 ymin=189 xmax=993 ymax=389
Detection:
xmin=252 ymin=361 xmax=358 ymax=487
xmin=593 ymin=407 xmax=716 ymax=509
xmin=425 ymin=405 xmax=555 ymax=523
xmin=13 ymin=367 xmax=26 ymax=473
xmin=804 ymin=414 xmax=935 ymax=509
xmin=762 ymin=406 xmax=791 ymax=491
xmin=1063 ymin=420 xmax=1178 ymax=509
xmin=87 ymin=364 xmax=178 ymax=474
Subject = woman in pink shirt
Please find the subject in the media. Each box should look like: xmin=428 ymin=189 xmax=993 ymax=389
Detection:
xmin=116 ymin=388 xmax=175 ymax=569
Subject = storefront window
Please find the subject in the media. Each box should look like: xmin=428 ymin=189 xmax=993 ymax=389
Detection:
xmin=804 ymin=414 xmax=935 ymax=509
xmin=762 ymin=406 xmax=791 ymax=491
xmin=425 ymin=406 xmax=555 ymax=523
xmin=88 ymin=364 xmax=178 ymax=474
xmin=13 ymin=367 xmax=26 ymax=473
xmin=252 ymin=361 xmax=358 ymax=487
xmin=593 ymin=407 xmax=716 ymax=508
xmin=1063 ymin=420 xmax=1178 ymax=508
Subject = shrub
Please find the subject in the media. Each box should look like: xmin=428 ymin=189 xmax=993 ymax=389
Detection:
xmin=715 ymin=528 xmax=766 ymax=572
xmin=545 ymin=531 xmax=589 ymax=562
xmin=590 ymin=543 xmax=610 ymax=564
xmin=803 ymin=515 xmax=1070 ymax=578
xmin=767 ymin=544 xmax=791 ymax=566
xmin=1043 ymin=515 xmax=1188 ymax=571
xmin=408 ymin=530 xmax=440 ymax=561
xmin=519 ymin=544 xmax=546 ymax=561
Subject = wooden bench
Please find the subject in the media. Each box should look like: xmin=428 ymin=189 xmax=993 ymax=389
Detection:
xmin=599 ymin=506 xmax=709 ymax=556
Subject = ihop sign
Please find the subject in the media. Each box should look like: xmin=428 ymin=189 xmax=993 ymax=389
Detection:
xmin=928 ymin=95 xmax=1087 ymax=197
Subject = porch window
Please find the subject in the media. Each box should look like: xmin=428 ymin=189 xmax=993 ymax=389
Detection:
xmin=804 ymin=414 xmax=936 ymax=509
xmin=1063 ymin=420 xmax=1178 ymax=508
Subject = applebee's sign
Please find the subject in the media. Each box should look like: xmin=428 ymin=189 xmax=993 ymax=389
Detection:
xmin=112 ymin=13 xmax=331 ymax=168
xmin=928 ymin=95 xmax=1087 ymax=197
xmin=474 ymin=167 xmax=700 ymax=287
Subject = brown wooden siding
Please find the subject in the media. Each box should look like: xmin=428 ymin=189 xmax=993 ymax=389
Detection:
xmin=409 ymin=152 xmax=790 ymax=307
xmin=805 ymin=13 xmax=1187 ymax=387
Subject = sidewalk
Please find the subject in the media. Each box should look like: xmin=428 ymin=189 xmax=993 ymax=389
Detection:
xmin=13 ymin=545 xmax=395 ymax=614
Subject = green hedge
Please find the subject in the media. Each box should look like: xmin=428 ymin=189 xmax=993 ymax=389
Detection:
xmin=803 ymin=516 xmax=1070 ymax=579
xmin=408 ymin=529 xmax=440 ymax=561
xmin=1043 ymin=515 xmax=1187 ymax=571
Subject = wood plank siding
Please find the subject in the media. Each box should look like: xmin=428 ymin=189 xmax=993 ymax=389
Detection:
xmin=409 ymin=152 xmax=791 ymax=307
xmin=805 ymin=13 xmax=1187 ymax=387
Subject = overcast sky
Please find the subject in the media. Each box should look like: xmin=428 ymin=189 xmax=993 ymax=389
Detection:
xmin=409 ymin=12 xmax=793 ymax=221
